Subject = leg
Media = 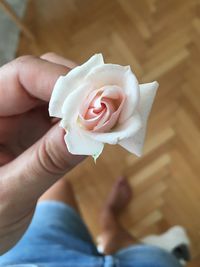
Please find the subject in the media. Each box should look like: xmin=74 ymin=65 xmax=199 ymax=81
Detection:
xmin=38 ymin=177 xmax=80 ymax=214
xmin=98 ymin=176 xmax=138 ymax=254
xmin=38 ymin=177 xmax=97 ymax=251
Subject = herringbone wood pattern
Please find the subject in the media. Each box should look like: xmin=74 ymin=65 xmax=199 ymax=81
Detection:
xmin=17 ymin=0 xmax=200 ymax=264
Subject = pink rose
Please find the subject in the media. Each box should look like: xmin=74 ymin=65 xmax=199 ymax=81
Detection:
xmin=49 ymin=54 xmax=158 ymax=159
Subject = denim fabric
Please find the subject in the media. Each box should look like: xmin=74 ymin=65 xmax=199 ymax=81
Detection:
xmin=0 ymin=201 xmax=181 ymax=267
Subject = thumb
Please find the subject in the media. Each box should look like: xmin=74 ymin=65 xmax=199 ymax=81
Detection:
xmin=32 ymin=123 xmax=84 ymax=181
xmin=0 ymin=123 xmax=85 ymax=205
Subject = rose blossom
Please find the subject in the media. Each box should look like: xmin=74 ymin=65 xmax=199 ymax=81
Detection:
xmin=49 ymin=54 xmax=159 ymax=160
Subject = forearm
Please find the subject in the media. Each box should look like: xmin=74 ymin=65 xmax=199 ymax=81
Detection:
xmin=0 ymin=204 xmax=34 ymax=255
xmin=0 ymin=127 xmax=67 ymax=254
xmin=0 ymin=155 xmax=58 ymax=255
xmin=0 ymin=140 xmax=59 ymax=223
xmin=0 ymin=126 xmax=84 ymax=254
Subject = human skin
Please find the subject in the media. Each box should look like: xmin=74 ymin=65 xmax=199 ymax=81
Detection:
xmin=0 ymin=53 xmax=84 ymax=254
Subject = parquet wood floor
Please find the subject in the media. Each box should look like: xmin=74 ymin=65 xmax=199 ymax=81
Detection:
xmin=17 ymin=0 xmax=200 ymax=265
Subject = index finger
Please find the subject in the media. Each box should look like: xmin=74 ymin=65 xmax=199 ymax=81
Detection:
xmin=0 ymin=55 xmax=69 ymax=116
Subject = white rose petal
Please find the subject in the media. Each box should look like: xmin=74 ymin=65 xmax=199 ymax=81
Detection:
xmin=49 ymin=53 xmax=104 ymax=118
xmin=119 ymin=81 xmax=159 ymax=156
xmin=65 ymin=125 xmax=104 ymax=160
xmin=87 ymin=113 xmax=142 ymax=144
xmin=86 ymin=64 xmax=140 ymax=122
xmin=60 ymin=82 xmax=93 ymax=129
xmin=49 ymin=53 xmax=159 ymax=160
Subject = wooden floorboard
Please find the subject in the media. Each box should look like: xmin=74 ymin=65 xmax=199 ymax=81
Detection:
xmin=17 ymin=0 xmax=200 ymax=265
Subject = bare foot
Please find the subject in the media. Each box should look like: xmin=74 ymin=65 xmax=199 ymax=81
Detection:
xmin=98 ymin=176 xmax=136 ymax=254
xmin=105 ymin=176 xmax=132 ymax=216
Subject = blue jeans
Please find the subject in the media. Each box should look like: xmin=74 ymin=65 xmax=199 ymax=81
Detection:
xmin=0 ymin=201 xmax=181 ymax=267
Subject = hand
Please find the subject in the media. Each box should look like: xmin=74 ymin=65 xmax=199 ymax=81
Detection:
xmin=0 ymin=53 xmax=84 ymax=254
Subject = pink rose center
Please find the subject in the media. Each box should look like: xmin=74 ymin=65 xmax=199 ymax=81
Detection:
xmin=78 ymin=86 xmax=125 ymax=133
